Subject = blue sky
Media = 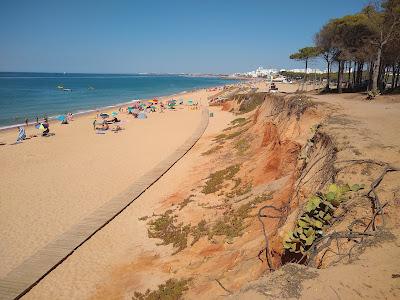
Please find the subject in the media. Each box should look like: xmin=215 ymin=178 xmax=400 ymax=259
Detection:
xmin=0 ymin=0 xmax=369 ymax=74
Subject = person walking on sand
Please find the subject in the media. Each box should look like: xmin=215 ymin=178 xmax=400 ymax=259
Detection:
xmin=25 ymin=118 xmax=28 ymax=126
xmin=36 ymin=116 xmax=39 ymax=124
xmin=93 ymin=119 xmax=97 ymax=130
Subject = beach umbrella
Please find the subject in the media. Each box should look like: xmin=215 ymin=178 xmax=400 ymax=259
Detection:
xmin=56 ymin=115 xmax=66 ymax=121
xmin=100 ymin=113 xmax=109 ymax=119
xmin=35 ymin=123 xmax=48 ymax=131
xmin=111 ymin=112 xmax=118 ymax=116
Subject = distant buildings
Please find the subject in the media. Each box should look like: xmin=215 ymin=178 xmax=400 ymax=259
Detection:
xmin=232 ymin=67 xmax=277 ymax=79
xmin=231 ymin=66 xmax=326 ymax=78
xmin=280 ymin=68 xmax=326 ymax=74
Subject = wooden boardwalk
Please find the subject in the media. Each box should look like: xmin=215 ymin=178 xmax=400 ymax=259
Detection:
xmin=0 ymin=108 xmax=209 ymax=300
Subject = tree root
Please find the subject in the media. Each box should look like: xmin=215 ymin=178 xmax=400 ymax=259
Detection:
xmin=304 ymin=159 xmax=399 ymax=267
xmin=215 ymin=279 xmax=232 ymax=295
xmin=257 ymin=202 xmax=288 ymax=269
xmin=258 ymin=157 xmax=399 ymax=271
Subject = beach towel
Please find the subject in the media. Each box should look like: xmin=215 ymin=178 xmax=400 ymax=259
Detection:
xmin=137 ymin=112 xmax=147 ymax=119
xmin=17 ymin=127 xmax=26 ymax=141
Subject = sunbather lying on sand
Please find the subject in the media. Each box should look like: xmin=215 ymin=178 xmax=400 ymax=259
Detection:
xmin=105 ymin=117 xmax=120 ymax=124
xmin=111 ymin=125 xmax=123 ymax=132
xmin=95 ymin=121 xmax=109 ymax=131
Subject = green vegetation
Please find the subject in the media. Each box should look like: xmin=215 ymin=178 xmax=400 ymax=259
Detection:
xmin=190 ymin=220 xmax=208 ymax=246
xmin=238 ymin=93 xmax=265 ymax=113
xmin=132 ymin=278 xmax=192 ymax=300
xmin=213 ymin=133 xmax=227 ymax=142
xmin=209 ymin=194 xmax=272 ymax=240
xmin=178 ymin=195 xmax=194 ymax=210
xmin=213 ymin=128 xmax=247 ymax=143
xmin=147 ymin=212 xmax=209 ymax=252
xmin=289 ymin=46 xmax=320 ymax=85
xmin=147 ymin=210 xmax=191 ymax=254
xmin=223 ymin=117 xmax=251 ymax=132
xmin=146 ymin=193 xmax=273 ymax=251
xmin=293 ymin=0 xmax=400 ymax=94
xmin=202 ymin=164 xmax=241 ymax=194
xmin=226 ymin=182 xmax=252 ymax=198
xmin=234 ymin=138 xmax=250 ymax=155
xmin=283 ymin=183 xmax=364 ymax=255
xmin=231 ymin=117 xmax=247 ymax=125
xmin=201 ymin=145 xmax=223 ymax=156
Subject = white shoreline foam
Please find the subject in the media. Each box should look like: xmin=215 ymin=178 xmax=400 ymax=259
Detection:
xmin=0 ymin=82 xmax=234 ymax=131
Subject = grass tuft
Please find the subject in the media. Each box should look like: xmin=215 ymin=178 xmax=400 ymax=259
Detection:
xmin=178 ymin=195 xmax=195 ymax=210
xmin=201 ymin=145 xmax=223 ymax=156
xmin=132 ymin=278 xmax=192 ymax=300
xmin=234 ymin=138 xmax=250 ymax=155
xmin=202 ymin=164 xmax=241 ymax=194
xmin=147 ymin=211 xmax=191 ymax=254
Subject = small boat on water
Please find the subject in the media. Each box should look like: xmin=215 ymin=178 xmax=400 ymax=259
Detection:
xmin=57 ymin=85 xmax=64 ymax=89
xmin=63 ymin=88 xmax=72 ymax=92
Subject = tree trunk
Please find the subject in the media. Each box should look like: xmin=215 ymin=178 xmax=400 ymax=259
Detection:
xmin=372 ymin=47 xmax=382 ymax=93
xmin=337 ymin=60 xmax=344 ymax=93
xmin=353 ymin=61 xmax=357 ymax=88
xmin=395 ymin=63 xmax=400 ymax=88
xmin=390 ymin=64 xmax=395 ymax=90
xmin=378 ymin=62 xmax=386 ymax=92
xmin=326 ymin=61 xmax=331 ymax=90
xmin=368 ymin=61 xmax=374 ymax=90
xmin=357 ymin=62 xmax=364 ymax=86
xmin=305 ymin=59 xmax=308 ymax=84
xmin=356 ymin=62 xmax=361 ymax=86
xmin=348 ymin=61 xmax=352 ymax=89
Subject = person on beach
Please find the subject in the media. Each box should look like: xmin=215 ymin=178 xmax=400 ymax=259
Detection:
xmin=16 ymin=126 xmax=26 ymax=142
xmin=25 ymin=118 xmax=29 ymax=126
xmin=94 ymin=120 xmax=109 ymax=131
xmin=35 ymin=116 xmax=39 ymax=124
xmin=93 ymin=119 xmax=97 ymax=130
xmin=42 ymin=123 xmax=49 ymax=136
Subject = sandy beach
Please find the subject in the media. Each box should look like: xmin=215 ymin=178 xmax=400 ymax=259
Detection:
xmin=0 ymin=85 xmax=230 ymax=279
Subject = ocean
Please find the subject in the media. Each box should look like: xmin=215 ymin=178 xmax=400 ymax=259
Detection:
xmin=0 ymin=72 xmax=237 ymax=128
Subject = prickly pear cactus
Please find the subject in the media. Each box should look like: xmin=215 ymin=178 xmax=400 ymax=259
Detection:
xmin=283 ymin=183 xmax=364 ymax=255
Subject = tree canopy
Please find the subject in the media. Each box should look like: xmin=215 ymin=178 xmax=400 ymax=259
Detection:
xmin=292 ymin=0 xmax=400 ymax=94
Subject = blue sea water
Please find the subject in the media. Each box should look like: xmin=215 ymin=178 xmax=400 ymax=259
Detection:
xmin=0 ymin=72 xmax=237 ymax=128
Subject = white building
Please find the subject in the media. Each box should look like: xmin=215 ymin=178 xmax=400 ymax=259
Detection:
xmin=232 ymin=67 xmax=326 ymax=78
xmin=232 ymin=67 xmax=278 ymax=78
xmin=282 ymin=68 xmax=326 ymax=74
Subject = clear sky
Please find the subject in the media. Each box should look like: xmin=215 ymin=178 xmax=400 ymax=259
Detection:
xmin=0 ymin=0 xmax=369 ymax=74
